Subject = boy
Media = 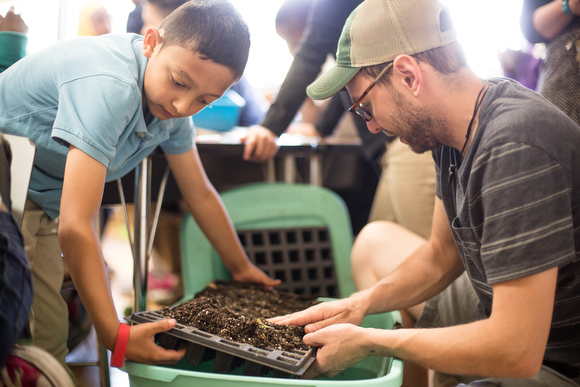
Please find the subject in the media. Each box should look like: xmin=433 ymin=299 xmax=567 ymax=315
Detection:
xmin=0 ymin=0 xmax=279 ymax=373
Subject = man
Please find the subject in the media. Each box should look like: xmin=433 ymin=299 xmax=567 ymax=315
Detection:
xmin=271 ymin=0 xmax=580 ymax=385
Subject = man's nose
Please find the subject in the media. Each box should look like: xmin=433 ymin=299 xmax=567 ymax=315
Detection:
xmin=366 ymin=119 xmax=382 ymax=134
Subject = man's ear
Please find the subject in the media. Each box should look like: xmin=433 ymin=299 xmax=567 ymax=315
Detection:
xmin=142 ymin=27 xmax=163 ymax=58
xmin=392 ymin=55 xmax=423 ymax=97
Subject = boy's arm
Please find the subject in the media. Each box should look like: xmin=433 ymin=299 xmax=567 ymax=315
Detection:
xmin=59 ymin=146 xmax=185 ymax=363
xmin=165 ymin=147 xmax=280 ymax=286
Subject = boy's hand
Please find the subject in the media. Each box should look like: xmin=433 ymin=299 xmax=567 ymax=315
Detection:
xmin=231 ymin=262 xmax=281 ymax=288
xmin=124 ymin=319 xmax=186 ymax=365
xmin=242 ymin=126 xmax=279 ymax=162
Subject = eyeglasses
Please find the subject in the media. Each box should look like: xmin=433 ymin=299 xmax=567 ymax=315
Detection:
xmin=348 ymin=62 xmax=393 ymax=122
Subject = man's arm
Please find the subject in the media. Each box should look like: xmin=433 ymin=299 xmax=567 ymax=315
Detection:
xmin=165 ymin=148 xmax=280 ymax=286
xmin=364 ymin=267 xmax=557 ymax=378
xmin=301 ymin=267 xmax=557 ymax=379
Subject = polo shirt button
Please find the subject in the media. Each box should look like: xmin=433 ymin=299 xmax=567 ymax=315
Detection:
xmin=137 ymin=132 xmax=144 ymax=138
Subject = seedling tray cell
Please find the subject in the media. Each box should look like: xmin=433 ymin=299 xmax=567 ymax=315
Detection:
xmin=125 ymin=311 xmax=316 ymax=377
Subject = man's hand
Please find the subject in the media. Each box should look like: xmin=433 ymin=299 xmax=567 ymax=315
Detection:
xmin=242 ymin=126 xmax=279 ymax=162
xmin=301 ymin=323 xmax=370 ymax=379
xmin=269 ymin=297 xmax=365 ymax=333
xmin=0 ymin=7 xmax=28 ymax=34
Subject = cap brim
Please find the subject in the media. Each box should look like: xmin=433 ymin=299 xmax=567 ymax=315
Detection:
xmin=306 ymin=66 xmax=360 ymax=100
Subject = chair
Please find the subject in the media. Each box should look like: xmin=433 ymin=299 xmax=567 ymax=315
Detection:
xmin=180 ymin=182 xmax=356 ymax=299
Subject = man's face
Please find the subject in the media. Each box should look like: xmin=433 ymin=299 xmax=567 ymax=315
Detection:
xmin=142 ymin=31 xmax=236 ymax=121
xmin=347 ymin=73 xmax=449 ymax=154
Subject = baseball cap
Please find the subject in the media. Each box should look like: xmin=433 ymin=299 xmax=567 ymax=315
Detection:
xmin=307 ymin=0 xmax=457 ymax=100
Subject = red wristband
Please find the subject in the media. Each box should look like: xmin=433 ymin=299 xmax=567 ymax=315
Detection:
xmin=110 ymin=323 xmax=131 ymax=368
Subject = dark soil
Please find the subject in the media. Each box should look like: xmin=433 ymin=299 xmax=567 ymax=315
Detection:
xmin=157 ymin=281 xmax=319 ymax=351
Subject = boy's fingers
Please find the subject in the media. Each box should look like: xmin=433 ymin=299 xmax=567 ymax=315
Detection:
xmin=149 ymin=318 xmax=178 ymax=335
xmin=153 ymin=344 xmax=186 ymax=364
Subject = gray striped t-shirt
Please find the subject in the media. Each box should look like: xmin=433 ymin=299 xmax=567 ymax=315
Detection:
xmin=434 ymin=78 xmax=580 ymax=377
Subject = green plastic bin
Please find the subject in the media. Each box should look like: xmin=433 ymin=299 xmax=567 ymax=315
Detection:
xmin=121 ymin=183 xmax=404 ymax=386
xmin=122 ymin=309 xmax=403 ymax=387
xmin=179 ymin=182 xmax=357 ymax=298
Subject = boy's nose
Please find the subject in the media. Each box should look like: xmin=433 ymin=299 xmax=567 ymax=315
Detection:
xmin=173 ymin=98 xmax=195 ymax=117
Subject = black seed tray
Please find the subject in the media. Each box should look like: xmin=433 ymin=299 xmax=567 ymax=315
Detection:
xmin=125 ymin=311 xmax=316 ymax=377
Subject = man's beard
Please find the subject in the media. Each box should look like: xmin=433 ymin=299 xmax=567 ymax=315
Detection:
xmin=383 ymin=88 xmax=450 ymax=154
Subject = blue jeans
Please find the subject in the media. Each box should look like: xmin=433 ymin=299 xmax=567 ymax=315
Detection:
xmin=0 ymin=211 xmax=33 ymax=367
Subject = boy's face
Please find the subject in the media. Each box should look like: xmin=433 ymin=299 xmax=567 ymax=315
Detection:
xmin=142 ymin=28 xmax=237 ymax=120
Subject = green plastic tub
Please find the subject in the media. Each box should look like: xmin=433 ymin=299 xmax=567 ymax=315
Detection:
xmin=121 ymin=184 xmax=403 ymax=386
xmin=121 ymin=309 xmax=403 ymax=387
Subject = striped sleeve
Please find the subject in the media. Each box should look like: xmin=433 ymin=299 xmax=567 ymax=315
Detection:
xmin=468 ymin=142 xmax=575 ymax=284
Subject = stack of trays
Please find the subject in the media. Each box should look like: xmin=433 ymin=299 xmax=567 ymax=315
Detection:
xmin=125 ymin=311 xmax=316 ymax=378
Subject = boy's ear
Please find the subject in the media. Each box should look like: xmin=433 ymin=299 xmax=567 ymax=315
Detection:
xmin=392 ymin=55 xmax=423 ymax=97
xmin=142 ymin=27 xmax=163 ymax=58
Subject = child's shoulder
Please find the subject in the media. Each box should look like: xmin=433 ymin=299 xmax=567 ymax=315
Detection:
xmin=46 ymin=34 xmax=146 ymax=86
xmin=63 ymin=34 xmax=143 ymax=65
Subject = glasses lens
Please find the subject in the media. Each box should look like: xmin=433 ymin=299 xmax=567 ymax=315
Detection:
xmin=353 ymin=105 xmax=371 ymax=121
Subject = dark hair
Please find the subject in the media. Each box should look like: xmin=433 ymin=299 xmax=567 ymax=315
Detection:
xmin=159 ymin=0 xmax=250 ymax=80
xmin=359 ymin=41 xmax=468 ymax=85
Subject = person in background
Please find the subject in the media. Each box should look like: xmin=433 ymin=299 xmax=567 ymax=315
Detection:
xmin=520 ymin=0 xmax=580 ymax=125
xmin=0 ymin=6 xmax=27 ymax=72
xmin=77 ymin=0 xmax=111 ymax=37
xmin=0 ymin=133 xmax=75 ymax=387
xmin=0 ymin=0 xmax=279 ymax=377
xmin=127 ymin=0 xmax=145 ymax=34
xmin=271 ymin=0 xmax=580 ymax=385
xmin=0 ymin=134 xmax=33 ymax=372
xmin=247 ymin=0 xmax=436 ymax=240
xmin=274 ymin=0 xmax=339 ymax=136
xmin=497 ymin=45 xmax=543 ymax=90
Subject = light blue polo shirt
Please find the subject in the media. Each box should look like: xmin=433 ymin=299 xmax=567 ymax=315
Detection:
xmin=0 ymin=34 xmax=195 ymax=219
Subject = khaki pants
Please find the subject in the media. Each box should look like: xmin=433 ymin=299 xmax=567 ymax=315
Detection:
xmin=368 ymin=138 xmax=436 ymax=239
xmin=20 ymin=200 xmax=70 ymax=373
